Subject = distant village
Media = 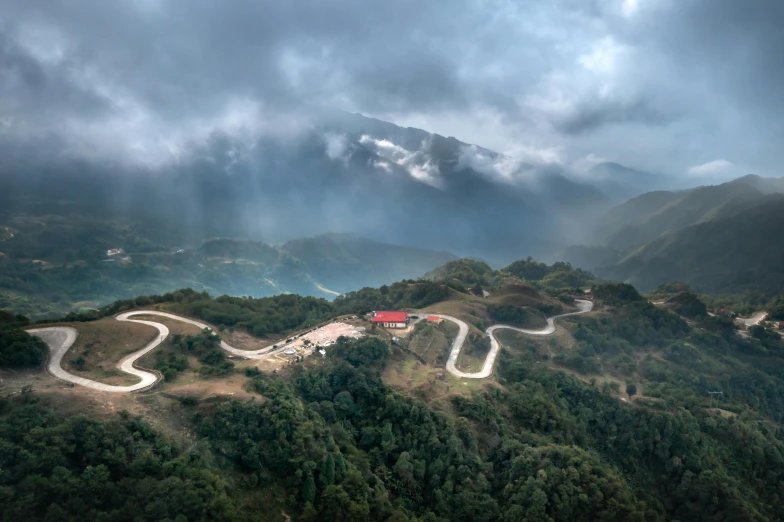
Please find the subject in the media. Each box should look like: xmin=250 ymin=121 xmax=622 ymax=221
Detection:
xmin=104 ymin=248 xmax=132 ymax=264
xmin=103 ymin=247 xmax=186 ymax=265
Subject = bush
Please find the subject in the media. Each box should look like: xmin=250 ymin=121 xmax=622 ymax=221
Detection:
xmin=0 ymin=311 xmax=47 ymax=367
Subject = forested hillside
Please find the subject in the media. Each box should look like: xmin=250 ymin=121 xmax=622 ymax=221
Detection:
xmin=424 ymin=257 xmax=595 ymax=294
xmin=0 ymin=310 xmax=47 ymax=367
xmin=5 ymin=295 xmax=784 ymax=520
xmin=600 ymin=197 xmax=784 ymax=294
xmin=590 ymin=182 xmax=765 ymax=249
xmin=0 ymin=211 xmax=454 ymax=319
xmin=562 ymin=175 xmax=784 ymax=296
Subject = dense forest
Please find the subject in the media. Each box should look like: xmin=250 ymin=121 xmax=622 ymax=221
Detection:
xmin=153 ymin=330 xmax=235 ymax=381
xmin=5 ymin=328 xmax=781 ymax=520
xmin=424 ymin=258 xmax=595 ymax=294
xmin=333 ymin=280 xmax=452 ymax=314
xmin=61 ymin=288 xmax=336 ymax=338
xmin=0 ymin=310 xmax=47 ymax=367
xmin=0 ymin=395 xmax=240 ymax=521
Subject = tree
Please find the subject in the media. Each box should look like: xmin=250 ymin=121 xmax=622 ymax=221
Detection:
xmin=322 ymin=454 xmax=335 ymax=486
xmin=626 ymin=383 xmax=638 ymax=397
xmin=73 ymin=355 xmax=86 ymax=369
xmin=303 ymin=473 xmax=317 ymax=503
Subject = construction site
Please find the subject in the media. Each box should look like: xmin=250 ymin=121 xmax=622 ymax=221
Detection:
xmin=271 ymin=320 xmax=365 ymax=364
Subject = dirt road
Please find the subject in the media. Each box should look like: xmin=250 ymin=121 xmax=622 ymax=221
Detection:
xmin=437 ymin=299 xmax=594 ymax=379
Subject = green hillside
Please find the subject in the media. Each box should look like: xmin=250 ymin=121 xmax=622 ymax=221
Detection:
xmin=592 ymin=182 xmax=764 ymax=249
xmin=600 ymin=197 xmax=784 ymax=294
xmin=0 ymin=213 xmax=455 ymax=319
xmin=424 ymin=257 xmax=596 ymax=294
xmin=562 ymin=176 xmax=784 ymax=296
xmin=6 ymin=278 xmax=784 ymax=520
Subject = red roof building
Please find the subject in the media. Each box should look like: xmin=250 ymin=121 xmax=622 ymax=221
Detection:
xmin=371 ymin=311 xmax=409 ymax=328
xmin=427 ymin=315 xmax=443 ymax=324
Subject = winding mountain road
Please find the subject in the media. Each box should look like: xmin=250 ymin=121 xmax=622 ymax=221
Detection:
xmin=438 ymin=299 xmax=594 ymax=379
xmin=27 ymin=313 xmax=170 ymax=392
xmin=27 ymin=300 xmax=593 ymax=393
xmin=27 ymin=310 xmax=291 ymax=393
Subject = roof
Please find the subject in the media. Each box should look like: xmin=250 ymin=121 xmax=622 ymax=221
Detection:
xmin=427 ymin=315 xmax=442 ymax=322
xmin=372 ymin=311 xmax=409 ymax=323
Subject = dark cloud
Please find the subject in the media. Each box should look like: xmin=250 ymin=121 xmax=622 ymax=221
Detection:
xmin=0 ymin=0 xmax=783 ymax=176
xmin=556 ymin=98 xmax=673 ymax=135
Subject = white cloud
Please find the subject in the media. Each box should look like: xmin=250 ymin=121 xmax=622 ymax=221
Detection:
xmin=621 ymin=0 xmax=641 ymax=18
xmin=571 ymin=153 xmax=608 ymax=175
xmin=409 ymin=161 xmax=440 ymax=186
xmin=685 ymin=159 xmax=735 ymax=177
xmin=324 ymin=132 xmax=349 ymax=161
xmin=579 ymin=37 xmax=626 ymax=75
xmin=61 ymin=95 xmax=270 ymax=167
xmin=457 ymin=143 xmax=563 ymax=184
xmin=373 ymin=160 xmax=392 ymax=172
xmin=359 ymin=135 xmax=442 ymax=188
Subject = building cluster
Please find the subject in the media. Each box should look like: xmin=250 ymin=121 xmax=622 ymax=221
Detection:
xmin=105 ymin=248 xmax=132 ymax=264
xmin=370 ymin=311 xmax=409 ymax=329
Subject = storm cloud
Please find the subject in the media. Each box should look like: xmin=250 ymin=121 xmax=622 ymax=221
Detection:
xmin=1 ymin=0 xmax=784 ymax=177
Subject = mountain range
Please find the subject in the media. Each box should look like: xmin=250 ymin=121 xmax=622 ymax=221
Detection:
xmin=0 ymin=111 xmax=669 ymax=265
xmin=8 ymin=109 xmax=781 ymax=299
xmin=563 ymin=174 xmax=784 ymax=295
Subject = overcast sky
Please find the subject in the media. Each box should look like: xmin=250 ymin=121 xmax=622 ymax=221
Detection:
xmin=2 ymin=0 xmax=783 ymax=181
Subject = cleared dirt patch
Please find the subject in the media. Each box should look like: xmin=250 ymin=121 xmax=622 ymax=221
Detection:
xmin=163 ymin=378 xmax=257 ymax=401
xmin=54 ymin=319 xmax=159 ymax=386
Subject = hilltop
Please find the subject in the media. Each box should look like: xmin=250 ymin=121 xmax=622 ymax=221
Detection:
xmin=4 ymin=273 xmax=784 ymax=520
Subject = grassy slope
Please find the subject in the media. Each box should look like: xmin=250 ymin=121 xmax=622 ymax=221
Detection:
xmin=54 ymin=319 xmax=159 ymax=386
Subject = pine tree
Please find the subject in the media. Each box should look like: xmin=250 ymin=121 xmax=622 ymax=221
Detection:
xmin=303 ymin=473 xmax=316 ymax=503
xmin=321 ymin=454 xmax=335 ymax=486
xmin=335 ymin=453 xmax=347 ymax=476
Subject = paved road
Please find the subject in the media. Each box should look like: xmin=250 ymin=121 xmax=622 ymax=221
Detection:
xmin=27 ymin=314 xmax=169 ymax=392
xmin=738 ymin=311 xmax=767 ymax=327
xmin=27 ymin=310 xmax=292 ymax=393
xmin=28 ymin=301 xmax=593 ymax=391
xmin=437 ymin=299 xmax=594 ymax=379
xmin=118 ymin=310 xmax=289 ymax=358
